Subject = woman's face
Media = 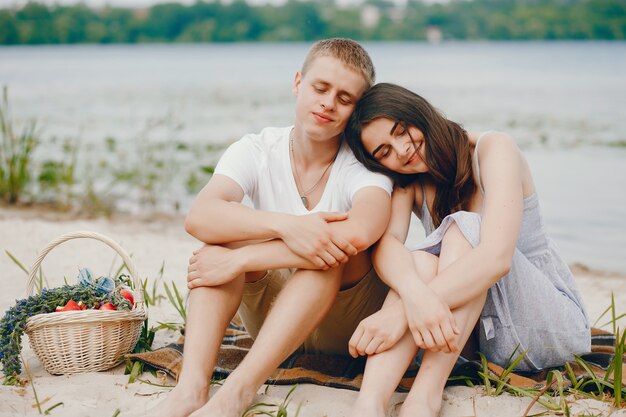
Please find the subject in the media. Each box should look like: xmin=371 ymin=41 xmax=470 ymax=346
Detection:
xmin=360 ymin=117 xmax=428 ymax=174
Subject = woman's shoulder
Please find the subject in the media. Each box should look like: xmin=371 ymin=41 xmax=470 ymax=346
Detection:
xmin=405 ymin=176 xmax=435 ymax=214
xmin=469 ymin=130 xmax=516 ymax=146
xmin=471 ymin=130 xmax=520 ymax=160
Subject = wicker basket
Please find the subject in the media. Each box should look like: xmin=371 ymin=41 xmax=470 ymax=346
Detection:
xmin=24 ymin=231 xmax=147 ymax=375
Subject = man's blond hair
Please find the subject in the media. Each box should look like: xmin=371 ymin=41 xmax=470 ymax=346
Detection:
xmin=301 ymin=38 xmax=376 ymax=88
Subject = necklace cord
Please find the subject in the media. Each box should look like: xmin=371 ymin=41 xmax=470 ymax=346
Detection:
xmin=289 ymin=131 xmax=339 ymax=208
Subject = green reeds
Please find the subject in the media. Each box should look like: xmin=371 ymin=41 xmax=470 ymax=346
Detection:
xmin=6 ymin=250 xmax=48 ymax=292
xmin=0 ymin=86 xmax=39 ymax=204
xmin=243 ymin=385 xmax=302 ymax=417
xmin=478 ymin=345 xmax=528 ymax=396
xmin=141 ymin=262 xmax=167 ymax=307
xmin=593 ymin=293 xmax=626 ymax=333
xmin=163 ymin=281 xmax=187 ymax=323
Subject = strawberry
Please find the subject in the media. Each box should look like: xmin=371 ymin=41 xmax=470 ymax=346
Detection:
xmin=120 ymin=289 xmax=134 ymax=305
xmin=63 ymin=300 xmax=81 ymax=311
xmin=78 ymin=301 xmax=86 ymax=310
xmin=99 ymin=302 xmax=116 ymax=311
xmin=55 ymin=299 xmax=81 ymax=312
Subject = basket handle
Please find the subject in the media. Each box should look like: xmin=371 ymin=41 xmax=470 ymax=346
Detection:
xmin=27 ymin=231 xmax=144 ymax=307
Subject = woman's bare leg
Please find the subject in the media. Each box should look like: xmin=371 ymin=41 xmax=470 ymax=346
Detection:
xmin=399 ymin=223 xmax=487 ymax=417
xmin=349 ymin=250 xmax=439 ymax=417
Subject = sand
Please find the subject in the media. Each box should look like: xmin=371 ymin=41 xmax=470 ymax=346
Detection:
xmin=0 ymin=207 xmax=625 ymax=417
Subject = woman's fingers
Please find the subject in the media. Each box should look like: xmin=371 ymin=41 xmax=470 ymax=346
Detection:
xmin=410 ymin=327 xmax=425 ymax=349
xmin=441 ymin=320 xmax=459 ymax=353
xmin=356 ymin=331 xmax=374 ymax=356
xmin=420 ymin=329 xmax=441 ymax=352
xmin=348 ymin=326 xmax=364 ymax=358
xmin=364 ymin=338 xmax=384 ymax=356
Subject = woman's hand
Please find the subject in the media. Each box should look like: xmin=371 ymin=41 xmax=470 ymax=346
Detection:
xmin=277 ymin=212 xmax=357 ymax=269
xmin=187 ymin=245 xmax=243 ymax=288
xmin=348 ymin=300 xmax=408 ymax=357
xmin=401 ymin=286 xmax=460 ymax=353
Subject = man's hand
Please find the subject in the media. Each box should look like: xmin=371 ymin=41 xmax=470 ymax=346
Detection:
xmin=401 ymin=286 xmax=460 ymax=353
xmin=277 ymin=212 xmax=357 ymax=269
xmin=348 ymin=300 xmax=408 ymax=357
xmin=187 ymin=245 xmax=243 ymax=288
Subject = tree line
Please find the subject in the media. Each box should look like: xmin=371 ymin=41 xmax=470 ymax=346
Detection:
xmin=0 ymin=0 xmax=624 ymax=44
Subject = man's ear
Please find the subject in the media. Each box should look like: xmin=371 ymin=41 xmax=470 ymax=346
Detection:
xmin=293 ymin=71 xmax=302 ymax=96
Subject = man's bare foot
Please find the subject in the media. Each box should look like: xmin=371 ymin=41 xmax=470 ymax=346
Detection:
xmin=188 ymin=379 xmax=257 ymax=417
xmin=398 ymin=389 xmax=442 ymax=417
xmin=149 ymin=384 xmax=208 ymax=417
xmin=348 ymin=397 xmax=386 ymax=417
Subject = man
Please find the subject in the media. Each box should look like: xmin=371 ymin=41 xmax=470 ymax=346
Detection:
xmin=154 ymin=38 xmax=392 ymax=417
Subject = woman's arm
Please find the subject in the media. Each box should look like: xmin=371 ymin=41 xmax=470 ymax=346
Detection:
xmin=369 ymin=184 xmax=460 ymax=353
xmin=428 ymin=132 xmax=525 ymax=309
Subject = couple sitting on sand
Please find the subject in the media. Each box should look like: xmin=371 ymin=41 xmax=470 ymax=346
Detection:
xmin=154 ymin=38 xmax=590 ymax=417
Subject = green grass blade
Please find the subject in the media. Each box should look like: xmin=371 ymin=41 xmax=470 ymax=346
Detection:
xmin=478 ymin=352 xmax=493 ymax=395
xmin=593 ymin=303 xmax=612 ymax=328
xmin=5 ymin=250 xmax=28 ymax=274
xmin=613 ymin=328 xmax=624 ymax=407
xmin=44 ymin=402 xmax=64 ymax=414
xmin=612 ymin=293 xmax=617 ymax=334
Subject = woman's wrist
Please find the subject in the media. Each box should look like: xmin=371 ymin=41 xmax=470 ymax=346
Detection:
xmin=397 ymin=275 xmax=429 ymax=299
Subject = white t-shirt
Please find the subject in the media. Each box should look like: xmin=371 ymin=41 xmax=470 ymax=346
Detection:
xmin=214 ymin=126 xmax=393 ymax=215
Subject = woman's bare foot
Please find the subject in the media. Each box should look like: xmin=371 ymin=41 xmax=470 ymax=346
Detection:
xmin=348 ymin=396 xmax=387 ymax=417
xmin=398 ymin=389 xmax=443 ymax=417
xmin=149 ymin=384 xmax=208 ymax=417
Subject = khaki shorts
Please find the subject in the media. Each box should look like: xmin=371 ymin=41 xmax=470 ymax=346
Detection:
xmin=238 ymin=267 xmax=389 ymax=355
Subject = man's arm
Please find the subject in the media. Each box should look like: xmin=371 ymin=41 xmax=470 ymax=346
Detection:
xmin=187 ymin=186 xmax=391 ymax=288
xmin=186 ymin=174 xmax=354 ymax=266
xmin=185 ymin=174 xmax=287 ymax=244
xmin=241 ymin=186 xmax=391 ymax=268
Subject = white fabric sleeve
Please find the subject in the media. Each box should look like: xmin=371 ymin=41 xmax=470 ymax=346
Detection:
xmin=213 ymin=135 xmax=260 ymax=197
xmin=343 ymin=161 xmax=393 ymax=202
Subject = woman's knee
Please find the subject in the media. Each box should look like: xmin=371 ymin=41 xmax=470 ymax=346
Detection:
xmin=441 ymin=222 xmax=472 ymax=255
xmin=411 ymin=250 xmax=438 ymax=282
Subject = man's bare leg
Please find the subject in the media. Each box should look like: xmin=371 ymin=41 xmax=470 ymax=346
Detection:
xmin=151 ymin=275 xmax=245 ymax=417
xmin=189 ymin=266 xmax=344 ymax=417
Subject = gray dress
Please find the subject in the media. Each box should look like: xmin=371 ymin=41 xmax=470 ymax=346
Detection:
xmin=409 ymin=132 xmax=590 ymax=371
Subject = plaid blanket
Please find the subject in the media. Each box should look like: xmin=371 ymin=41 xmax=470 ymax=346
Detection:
xmin=127 ymin=321 xmax=625 ymax=392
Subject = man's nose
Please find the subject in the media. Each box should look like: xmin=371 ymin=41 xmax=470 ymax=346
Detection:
xmin=321 ymin=94 xmax=336 ymax=111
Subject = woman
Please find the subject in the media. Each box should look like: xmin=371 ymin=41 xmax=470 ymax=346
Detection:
xmin=343 ymin=83 xmax=590 ymax=417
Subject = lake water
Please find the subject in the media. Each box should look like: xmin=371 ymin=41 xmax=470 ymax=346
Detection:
xmin=1 ymin=42 xmax=625 ymax=272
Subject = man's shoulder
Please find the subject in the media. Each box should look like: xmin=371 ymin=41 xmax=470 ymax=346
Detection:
xmin=336 ymin=143 xmax=381 ymax=175
xmin=335 ymin=143 xmax=393 ymax=193
xmin=239 ymin=126 xmax=291 ymax=150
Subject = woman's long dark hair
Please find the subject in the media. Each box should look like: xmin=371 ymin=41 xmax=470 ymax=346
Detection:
xmin=345 ymin=83 xmax=475 ymax=227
